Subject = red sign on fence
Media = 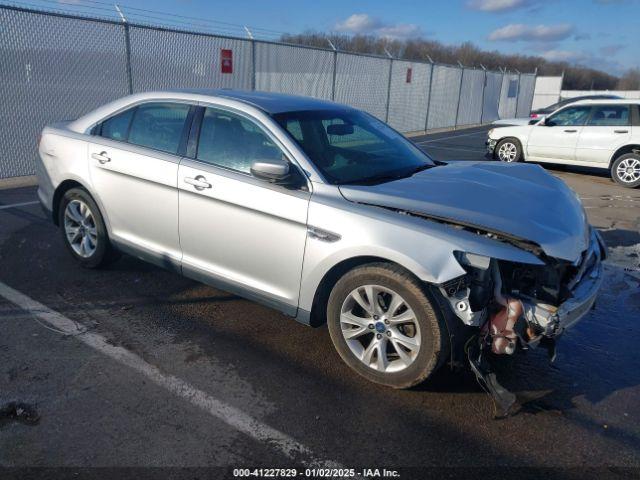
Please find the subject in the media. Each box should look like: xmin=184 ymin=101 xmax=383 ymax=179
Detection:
xmin=221 ymin=49 xmax=233 ymax=74
xmin=406 ymin=67 xmax=412 ymax=83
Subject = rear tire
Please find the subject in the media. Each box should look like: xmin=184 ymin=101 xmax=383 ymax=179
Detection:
xmin=611 ymin=153 xmax=640 ymax=188
xmin=327 ymin=263 xmax=447 ymax=389
xmin=495 ymin=138 xmax=523 ymax=163
xmin=58 ymin=187 xmax=117 ymax=268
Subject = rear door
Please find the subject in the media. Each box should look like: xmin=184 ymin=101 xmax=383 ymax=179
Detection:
xmin=526 ymin=105 xmax=592 ymax=162
xmin=177 ymin=106 xmax=310 ymax=314
xmin=575 ymin=104 xmax=632 ymax=165
xmin=88 ymin=102 xmax=192 ymax=268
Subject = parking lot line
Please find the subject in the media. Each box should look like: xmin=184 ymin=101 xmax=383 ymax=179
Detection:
xmin=0 ymin=280 xmax=340 ymax=469
xmin=0 ymin=200 xmax=39 ymax=210
xmin=415 ymin=129 xmax=487 ymax=145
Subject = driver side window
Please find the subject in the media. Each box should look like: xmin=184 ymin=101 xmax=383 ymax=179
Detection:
xmin=546 ymin=106 xmax=592 ymax=127
xmin=197 ymin=108 xmax=283 ymax=174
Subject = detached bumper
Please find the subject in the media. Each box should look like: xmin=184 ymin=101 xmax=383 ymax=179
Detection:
xmin=485 ymin=138 xmax=497 ymax=158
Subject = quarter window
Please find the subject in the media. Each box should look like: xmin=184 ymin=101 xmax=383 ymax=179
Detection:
xmin=587 ymin=105 xmax=630 ymax=126
xmin=546 ymin=106 xmax=592 ymax=127
xmin=197 ymin=108 xmax=283 ymax=174
xmin=100 ymin=108 xmax=134 ymax=141
xmin=127 ymin=103 xmax=190 ymax=154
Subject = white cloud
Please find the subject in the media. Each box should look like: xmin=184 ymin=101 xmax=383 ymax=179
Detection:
xmin=334 ymin=14 xmax=422 ymax=39
xmin=540 ymin=50 xmax=586 ymax=62
xmin=488 ymin=23 xmax=574 ymax=42
xmin=334 ymin=14 xmax=382 ymax=34
xmin=466 ymin=0 xmax=529 ymax=11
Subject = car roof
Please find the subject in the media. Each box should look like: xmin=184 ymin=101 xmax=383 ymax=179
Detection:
xmin=169 ymin=88 xmax=347 ymax=114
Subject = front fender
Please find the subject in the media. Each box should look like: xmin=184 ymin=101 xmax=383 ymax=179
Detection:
xmin=297 ymin=197 xmax=543 ymax=314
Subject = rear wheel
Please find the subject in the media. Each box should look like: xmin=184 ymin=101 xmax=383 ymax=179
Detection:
xmin=611 ymin=153 xmax=640 ymax=188
xmin=58 ymin=188 xmax=117 ymax=268
xmin=327 ymin=263 xmax=447 ymax=389
xmin=496 ymin=138 xmax=522 ymax=163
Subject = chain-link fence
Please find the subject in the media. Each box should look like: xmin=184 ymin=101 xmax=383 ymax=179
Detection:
xmin=0 ymin=5 xmax=536 ymax=179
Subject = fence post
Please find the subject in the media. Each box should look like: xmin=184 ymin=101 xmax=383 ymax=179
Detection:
xmin=384 ymin=49 xmax=393 ymax=123
xmin=528 ymin=67 xmax=538 ymax=115
xmin=115 ymin=5 xmax=133 ymax=94
xmin=251 ymin=40 xmax=256 ymax=91
xmin=454 ymin=64 xmax=465 ymax=130
xmin=244 ymin=27 xmax=256 ymax=91
xmin=479 ymin=65 xmax=487 ymax=124
xmin=423 ymin=60 xmax=435 ymax=132
xmin=327 ymin=38 xmax=338 ymax=101
xmin=516 ymin=69 xmax=522 ymax=117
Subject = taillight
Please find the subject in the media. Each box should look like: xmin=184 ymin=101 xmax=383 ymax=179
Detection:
xmin=530 ymin=113 xmax=538 ymax=119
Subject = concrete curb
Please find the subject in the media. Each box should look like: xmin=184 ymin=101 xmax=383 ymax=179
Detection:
xmin=0 ymin=175 xmax=37 ymax=190
xmin=404 ymin=122 xmax=491 ymax=138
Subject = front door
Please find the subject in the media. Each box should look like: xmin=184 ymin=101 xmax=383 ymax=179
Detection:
xmin=178 ymin=106 xmax=310 ymax=314
xmin=526 ymin=105 xmax=592 ymax=162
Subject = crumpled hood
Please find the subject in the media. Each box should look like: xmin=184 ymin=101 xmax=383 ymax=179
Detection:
xmin=339 ymin=162 xmax=589 ymax=262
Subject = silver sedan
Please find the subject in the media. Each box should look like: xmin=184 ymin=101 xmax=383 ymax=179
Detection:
xmin=36 ymin=90 xmax=604 ymax=415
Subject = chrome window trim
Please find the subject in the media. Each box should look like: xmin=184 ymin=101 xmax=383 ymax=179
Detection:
xmin=84 ymin=98 xmax=197 ymax=135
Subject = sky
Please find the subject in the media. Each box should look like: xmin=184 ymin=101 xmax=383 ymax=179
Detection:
xmin=30 ymin=0 xmax=640 ymax=74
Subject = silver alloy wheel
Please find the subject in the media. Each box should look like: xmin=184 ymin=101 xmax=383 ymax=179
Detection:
xmin=616 ymin=157 xmax=640 ymax=183
xmin=340 ymin=285 xmax=421 ymax=373
xmin=497 ymin=142 xmax=518 ymax=162
xmin=64 ymin=199 xmax=98 ymax=258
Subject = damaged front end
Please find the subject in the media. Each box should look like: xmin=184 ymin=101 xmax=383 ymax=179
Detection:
xmin=439 ymin=228 xmax=605 ymax=417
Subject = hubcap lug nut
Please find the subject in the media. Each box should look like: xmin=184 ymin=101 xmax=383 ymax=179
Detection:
xmin=368 ymin=324 xmax=374 ymax=329
xmin=376 ymin=333 xmax=382 ymax=339
xmin=373 ymin=315 xmax=379 ymax=320
xmin=384 ymin=319 xmax=390 ymax=325
xmin=386 ymin=331 xmax=392 ymax=337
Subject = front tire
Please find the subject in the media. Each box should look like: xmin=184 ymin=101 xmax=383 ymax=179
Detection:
xmin=327 ymin=263 xmax=447 ymax=389
xmin=58 ymin=187 xmax=116 ymax=268
xmin=495 ymin=138 xmax=523 ymax=163
xmin=611 ymin=153 xmax=640 ymax=188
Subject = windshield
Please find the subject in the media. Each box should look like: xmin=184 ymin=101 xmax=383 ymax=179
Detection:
xmin=272 ymin=109 xmax=434 ymax=185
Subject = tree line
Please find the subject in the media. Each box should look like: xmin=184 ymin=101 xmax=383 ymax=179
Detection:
xmin=281 ymin=32 xmax=639 ymax=91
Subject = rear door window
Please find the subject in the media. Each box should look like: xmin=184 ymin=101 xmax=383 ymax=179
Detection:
xmin=127 ymin=103 xmax=191 ymax=154
xmin=586 ymin=105 xmax=630 ymax=126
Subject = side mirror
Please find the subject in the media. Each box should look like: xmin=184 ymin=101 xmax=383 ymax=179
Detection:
xmin=250 ymin=158 xmax=290 ymax=183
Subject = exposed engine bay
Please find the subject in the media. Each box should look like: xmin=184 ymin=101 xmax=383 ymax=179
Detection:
xmin=438 ymin=229 xmax=605 ymax=417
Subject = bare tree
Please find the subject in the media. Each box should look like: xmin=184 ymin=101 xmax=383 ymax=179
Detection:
xmin=617 ymin=69 xmax=640 ymax=90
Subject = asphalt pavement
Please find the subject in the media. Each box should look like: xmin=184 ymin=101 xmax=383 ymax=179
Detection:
xmin=1 ymin=125 xmax=639 ymax=479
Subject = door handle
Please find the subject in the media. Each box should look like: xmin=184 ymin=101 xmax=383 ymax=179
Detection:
xmin=564 ymin=129 xmax=577 ymax=133
xmin=91 ymin=151 xmax=111 ymax=164
xmin=184 ymin=175 xmax=212 ymax=191
xmin=614 ymin=130 xmax=629 ymax=134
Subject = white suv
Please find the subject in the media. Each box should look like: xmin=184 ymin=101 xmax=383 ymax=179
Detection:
xmin=487 ymin=100 xmax=640 ymax=188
